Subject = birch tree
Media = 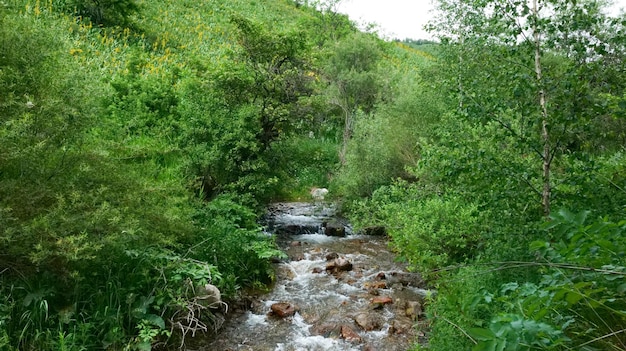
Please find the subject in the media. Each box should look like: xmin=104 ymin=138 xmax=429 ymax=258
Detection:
xmin=429 ymin=0 xmax=625 ymax=217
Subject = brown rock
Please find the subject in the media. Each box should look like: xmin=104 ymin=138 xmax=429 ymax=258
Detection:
xmin=387 ymin=271 xmax=425 ymax=287
xmin=370 ymin=296 xmax=393 ymax=309
xmin=270 ymin=302 xmax=298 ymax=318
xmin=405 ymin=300 xmax=423 ymax=321
xmin=354 ymin=312 xmax=382 ymax=331
xmin=335 ymin=258 xmax=353 ymax=271
xmin=324 ymin=222 xmax=346 ymax=237
xmin=340 ymin=325 xmax=362 ymax=343
xmin=312 ymin=324 xmax=340 ymax=338
xmin=312 ymin=267 xmax=324 ymax=274
xmin=364 ymin=281 xmax=387 ymax=289
xmin=389 ymin=317 xmax=414 ymax=335
xmin=325 ymin=257 xmax=353 ymax=273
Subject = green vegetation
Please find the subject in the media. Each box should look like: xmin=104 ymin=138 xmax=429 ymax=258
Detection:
xmin=0 ymin=0 xmax=349 ymax=349
xmin=2 ymin=0 xmax=625 ymax=349
xmin=340 ymin=1 xmax=626 ymax=350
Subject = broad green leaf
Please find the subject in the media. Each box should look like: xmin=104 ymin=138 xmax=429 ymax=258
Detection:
xmin=468 ymin=327 xmax=497 ymax=341
xmin=144 ymin=314 xmax=165 ymax=329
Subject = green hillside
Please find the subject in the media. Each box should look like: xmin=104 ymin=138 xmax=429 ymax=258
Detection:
xmin=0 ymin=0 xmax=435 ymax=349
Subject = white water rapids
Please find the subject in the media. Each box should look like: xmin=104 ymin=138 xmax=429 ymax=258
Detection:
xmin=192 ymin=202 xmax=430 ymax=351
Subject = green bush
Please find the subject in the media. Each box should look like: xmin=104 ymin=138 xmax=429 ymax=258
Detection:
xmin=349 ymin=182 xmax=484 ymax=273
xmin=54 ymin=0 xmax=140 ymax=26
xmin=464 ymin=210 xmax=626 ymax=350
xmin=269 ymin=136 xmax=339 ymax=200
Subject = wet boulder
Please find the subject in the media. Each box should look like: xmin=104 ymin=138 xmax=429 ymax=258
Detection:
xmin=326 ymin=257 xmax=353 ymax=273
xmin=276 ymin=264 xmax=297 ymax=280
xmin=340 ymin=325 xmax=362 ymax=343
xmin=270 ymin=302 xmax=298 ymax=318
xmin=364 ymin=281 xmax=387 ymax=289
xmin=354 ymin=312 xmax=383 ymax=331
xmin=385 ymin=271 xmax=425 ymax=287
xmin=389 ymin=317 xmax=414 ymax=335
xmin=323 ymin=222 xmax=346 ymax=237
xmin=312 ymin=323 xmax=340 ymax=338
xmin=325 ymin=252 xmax=339 ymax=261
xmin=370 ymin=296 xmax=393 ymax=309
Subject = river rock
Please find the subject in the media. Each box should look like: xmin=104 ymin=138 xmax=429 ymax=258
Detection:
xmin=364 ymin=281 xmax=387 ymax=289
xmin=276 ymin=265 xmax=296 ymax=280
xmin=389 ymin=316 xmax=414 ymax=335
xmin=354 ymin=312 xmax=383 ymax=331
xmin=195 ymin=283 xmax=223 ymax=309
xmin=405 ymin=300 xmax=423 ymax=320
xmin=323 ymin=222 xmax=346 ymax=237
xmin=367 ymin=287 xmax=380 ymax=295
xmin=312 ymin=323 xmax=340 ymax=338
xmin=385 ymin=271 xmax=425 ymax=287
xmin=370 ymin=296 xmax=393 ymax=309
xmin=270 ymin=302 xmax=298 ymax=318
xmin=326 ymin=257 xmax=353 ymax=273
xmin=312 ymin=267 xmax=324 ymax=274
xmin=340 ymin=325 xmax=362 ymax=343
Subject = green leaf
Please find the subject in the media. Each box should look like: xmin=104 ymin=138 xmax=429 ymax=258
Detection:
xmin=468 ymin=327 xmax=497 ymax=341
xmin=144 ymin=314 xmax=165 ymax=329
xmin=565 ymin=292 xmax=584 ymax=307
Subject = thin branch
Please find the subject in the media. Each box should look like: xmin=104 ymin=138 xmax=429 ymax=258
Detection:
xmin=438 ymin=315 xmax=478 ymax=345
xmin=433 ymin=261 xmax=626 ymax=276
xmin=598 ymin=173 xmax=626 ymax=195
xmin=577 ymin=329 xmax=626 ymax=349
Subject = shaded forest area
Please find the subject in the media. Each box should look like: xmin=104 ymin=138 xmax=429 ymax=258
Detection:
xmin=1 ymin=0 xmax=625 ymax=350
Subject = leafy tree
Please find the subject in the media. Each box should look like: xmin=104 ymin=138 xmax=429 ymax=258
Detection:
xmin=323 ymin=32 xmax=384 ymax=165
xmin=181 ymin=16 xmax=315 ymax=201
xmin=429 ymin=0 xmax=626 ymax=217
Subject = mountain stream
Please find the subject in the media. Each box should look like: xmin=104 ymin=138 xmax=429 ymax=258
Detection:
xmin=197 ymin=202 xmax=430 ymax=351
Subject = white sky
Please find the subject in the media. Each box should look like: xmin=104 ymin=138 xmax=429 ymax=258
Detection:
xmin=336 ymin=0 xmax=626 ymax=40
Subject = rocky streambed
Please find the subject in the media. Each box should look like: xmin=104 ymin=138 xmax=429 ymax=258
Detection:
xmin=198 ymin=202 xmax=431 ymax=351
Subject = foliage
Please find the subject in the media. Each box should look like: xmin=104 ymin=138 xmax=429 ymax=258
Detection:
xmin=269 ymin=136 xmax=339 ymax=200
xmin=466 ymin=211 xmax=626 ymax=350
xmin=339 ymin=2 xmax=626 ymax=351
xmin=0 ymin=0 xmax=342 ymax=349
xmin=54 ymin=0 xmax=140 ymax=26
xmin=334 ymin=58 xmax=445 ymax=198
xmin=350 ymin=182 xmax=484 ymax=273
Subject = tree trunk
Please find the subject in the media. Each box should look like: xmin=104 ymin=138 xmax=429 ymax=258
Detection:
xmin=339 ymin=105 xmax=351 ymax=166
xmin=532 ymin=0 xmax=551 ymax=217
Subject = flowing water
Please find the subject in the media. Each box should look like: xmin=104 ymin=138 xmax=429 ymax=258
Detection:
xmin=195 ymin=202 xmax=429 ymax=351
